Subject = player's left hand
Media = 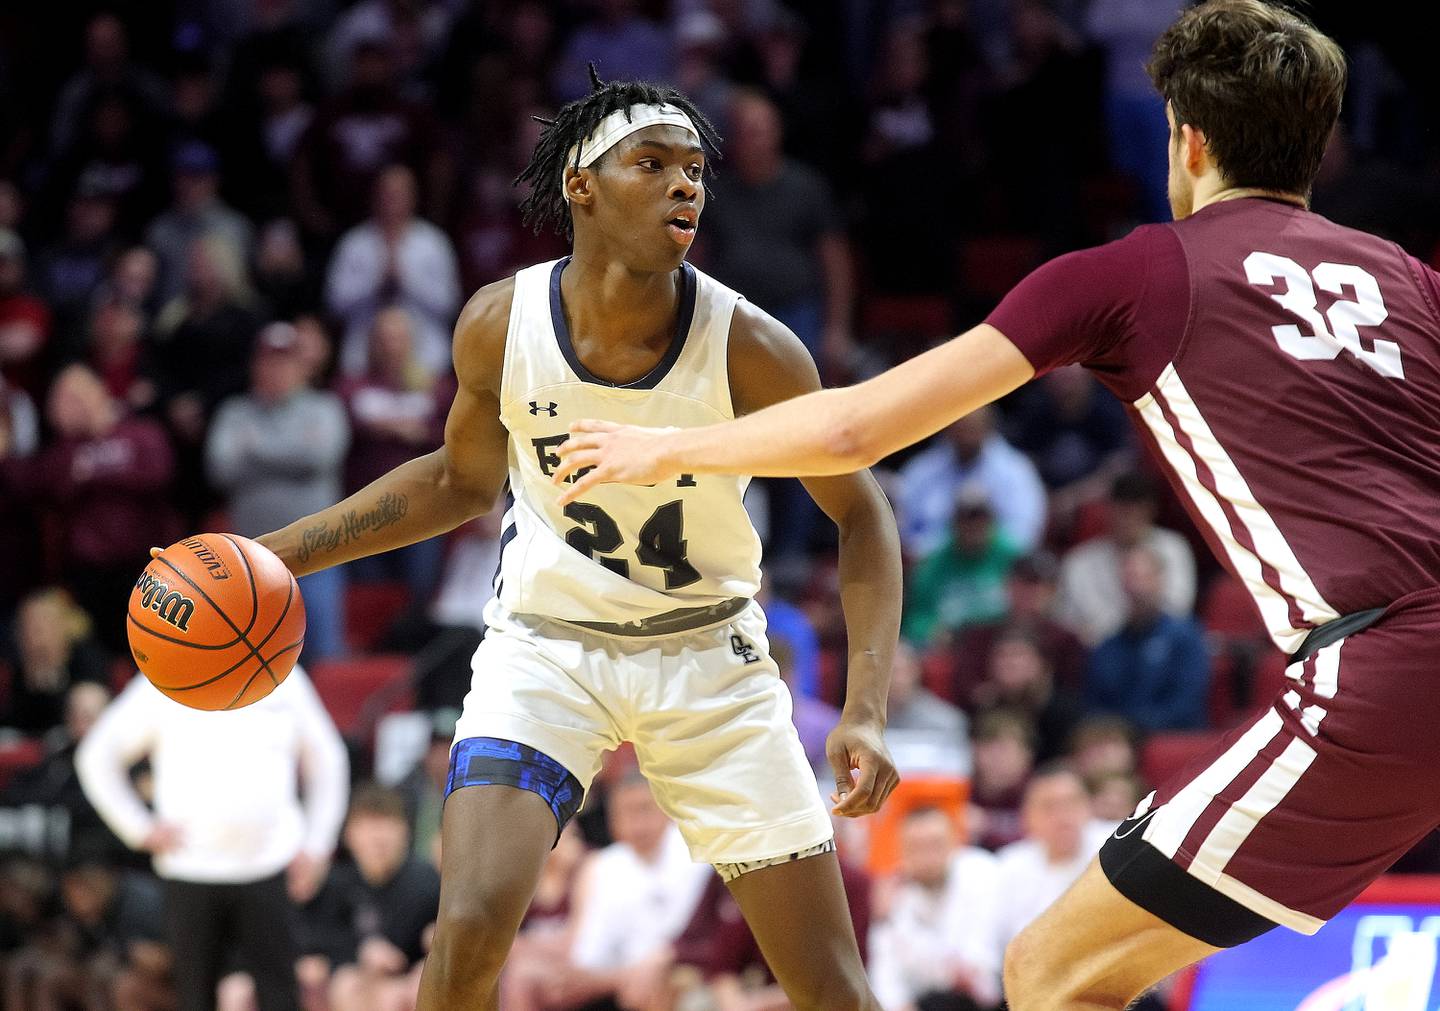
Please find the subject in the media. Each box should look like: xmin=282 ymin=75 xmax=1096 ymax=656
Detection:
xmin=552 ymin=420 xmax=681 ymax=504
xmin=826 ymin=717 xmax=899 ymax=817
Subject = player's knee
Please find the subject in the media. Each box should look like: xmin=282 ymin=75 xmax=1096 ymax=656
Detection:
xmin=1004 ymin=924 xmax=1056 ymax=1010
xmin=429 ymin=887 xmax=527 ymax=984
xmin=1004 ymin=926 xmax=1135 ymax=1011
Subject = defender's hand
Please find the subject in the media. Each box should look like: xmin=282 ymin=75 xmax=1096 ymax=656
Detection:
xmin=553 ymin=420 xmax=682 ymax=504
xmin=826 ymin=718 xmax=899 ymax=817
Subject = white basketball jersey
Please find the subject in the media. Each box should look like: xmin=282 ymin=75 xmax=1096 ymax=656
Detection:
xmin=493 ymin=257 xmax=762 ymax=625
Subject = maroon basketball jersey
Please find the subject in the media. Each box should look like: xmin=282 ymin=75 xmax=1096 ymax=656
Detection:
xmin=989 ymin=197 xmax=1440 ymax=653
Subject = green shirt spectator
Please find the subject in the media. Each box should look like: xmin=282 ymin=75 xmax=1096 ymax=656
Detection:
xmin=903 ymin=492 xmax=1023 ymax=645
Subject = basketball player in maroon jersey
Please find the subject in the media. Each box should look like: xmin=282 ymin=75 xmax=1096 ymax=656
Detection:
xmin=553 ymin=1 xmax=1440 ymax=1006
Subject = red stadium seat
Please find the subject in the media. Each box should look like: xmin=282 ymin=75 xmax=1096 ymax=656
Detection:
xmin=307 ymin=654 xmax=414 ymax=738
xmin=1065 ymin=497 xmax=1111 ymax=549
xmin=1201 ymin=573 xmax=1289 ymax=726
xmin=344 ymin=582 xmax=411 ymax=653
xmin=1201 ymin=573 xmax=1266 ymax=638
xmin=1140 ymin=730 xmax=1227 ymax=791
xmin=860 ymin=295 xmax=954 ymax=359
xmin=957 ymin=236 xmax=1047 ymax=301
xmin=109 ymin=659 xmax=136 ymax=696
xmin=0 ymin=737 xmax=44 ymax=789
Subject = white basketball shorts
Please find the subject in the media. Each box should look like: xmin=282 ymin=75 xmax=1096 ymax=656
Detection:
xmin=452 ymin=599 xmax=834 ymax=866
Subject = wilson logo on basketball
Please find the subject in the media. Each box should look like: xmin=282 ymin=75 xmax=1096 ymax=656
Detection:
xmin=134 ymin=571 xmax=196 ymax=632
xmin=181 ymin=537 xmax=231 ymax=579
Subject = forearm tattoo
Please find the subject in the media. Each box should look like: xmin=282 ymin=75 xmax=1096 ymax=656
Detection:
xmin=297 ymin=493 xmax=410 ymax=563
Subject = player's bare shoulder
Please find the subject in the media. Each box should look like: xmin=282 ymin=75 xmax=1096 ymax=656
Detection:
xmin=726 ymin=299 xmax=823 ymax=414
xmin=452 ymin=276 xmax=516 ymax=397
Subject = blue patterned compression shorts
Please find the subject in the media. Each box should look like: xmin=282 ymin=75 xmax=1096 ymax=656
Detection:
xmin=445 ymin=736 xmax=584 ymax=840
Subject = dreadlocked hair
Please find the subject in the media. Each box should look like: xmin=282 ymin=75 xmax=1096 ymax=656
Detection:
xmin=516 ymin=64 xmax=722 ymax=239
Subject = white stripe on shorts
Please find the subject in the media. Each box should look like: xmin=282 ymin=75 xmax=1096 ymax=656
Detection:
xmin=1187 ymin=735 xmax=1317 ymax=884
xmin=1281 ymin=640 xmax=1343 ymax=737
xmin=1143 ymin=708 xmax=1285 ymax=859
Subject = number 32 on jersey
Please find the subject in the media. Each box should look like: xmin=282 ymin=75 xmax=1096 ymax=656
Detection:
xmin=1244 ymin=251 xmax=1403 ymax=379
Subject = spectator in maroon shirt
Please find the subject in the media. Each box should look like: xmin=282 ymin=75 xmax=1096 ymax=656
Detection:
xmin=290 ymin=38 xmax=448 ymax=241
xmin=496 ymin=822 xmax=588 ymax=1009
xmin=24 ymin=364 xmax=180 ymax=656
xmin=85 ymin=298 xmax=154 ymax=413
xmin=947 ymin=551 xmax=1089 ymax=705
xmin=0 ymin=383 xmax=43 ymax=623
xmin=0 ymin=229 xmax=52 ymax=400
xmin=336 ymin=306 xmax=452 ymax=602
xmin=971 ymin=625 xmax=1085 ymax=763
xmin=647 ymin=857 xmax=872 ymax=1011
xmin=967 ymin=709 xmax=1037 ymax=852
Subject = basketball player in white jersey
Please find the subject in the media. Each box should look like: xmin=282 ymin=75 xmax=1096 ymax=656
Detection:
xmin=247 ymin=71 xmax=902 ymax=1010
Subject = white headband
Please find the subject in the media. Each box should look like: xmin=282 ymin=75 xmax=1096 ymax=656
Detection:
xmin=561 ymin=103 xmax=700 ymax=199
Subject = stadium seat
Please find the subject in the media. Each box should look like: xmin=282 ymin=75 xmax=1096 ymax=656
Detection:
xmin=1140 ymin=730 xmax=1227 ymax=790
xmin=859 ymin=295 xmax=953 ymax=359
xmin=109 ymin=659 xmax=136 ymax=696
xmin=1065 ymin=497 xmax=1111 ymax=549
xmin=1201 ymin=573 xmax=1290 ymax=726
xmin=956 ymin=235 xmax=1047 ymax=302
xmin=0 ymin=737 xmax=44 ymax=789
xmin=343 ymin=582 xmax=411 ymax=653
xmin=861 ymin=775 xmax=970 ymax=877
xmin=307 ymin=654 xmax=414 ymax=739
xmin=1201 ymin=573 xmax=1266 ymax=638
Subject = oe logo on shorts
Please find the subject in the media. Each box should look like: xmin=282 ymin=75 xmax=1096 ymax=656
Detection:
xmin=731 ymin=635 xmax=761 ymax=664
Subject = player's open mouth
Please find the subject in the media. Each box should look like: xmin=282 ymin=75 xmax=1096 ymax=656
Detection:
xmin=666 ymin=213 xmax=697 ymax=245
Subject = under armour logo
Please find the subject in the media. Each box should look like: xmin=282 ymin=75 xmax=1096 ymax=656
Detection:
xmin=529 ymin=401 xmax=558 ymax=417
xmin=731 ymin=634 xmax=761 ymax=664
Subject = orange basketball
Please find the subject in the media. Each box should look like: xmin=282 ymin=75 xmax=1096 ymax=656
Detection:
xmin=127 ymin=533 xmax=306 ymax=711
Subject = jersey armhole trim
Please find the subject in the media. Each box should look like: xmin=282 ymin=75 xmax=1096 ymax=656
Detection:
xmin=717 ymin=293 xmax=744 ymax=419
xmin=497 ymin=266 xmax=535 ymax=413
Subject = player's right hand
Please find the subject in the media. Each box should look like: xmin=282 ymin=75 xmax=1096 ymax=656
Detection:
xmin=553 ymin=420 xmax=682 ymax=504
xmin=826 ymin=717 xmax=900 ymax=817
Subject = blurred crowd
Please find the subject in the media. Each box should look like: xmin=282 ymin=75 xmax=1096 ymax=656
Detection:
xmin=2 ymin=1 xmax=1438 ymax=1010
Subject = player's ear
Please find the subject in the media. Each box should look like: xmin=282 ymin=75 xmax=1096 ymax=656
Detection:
xmin=564 ymin=165 xmax=595 ymax=208
xmin=1180 ymin=123 xmax=1209 ymax=176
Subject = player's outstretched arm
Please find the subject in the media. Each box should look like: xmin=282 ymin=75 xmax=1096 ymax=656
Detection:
xmin=553 ymin=323 xmax=1035 ymax=500
xmin=257 ymin=282 xmax=515 ymax=577
xmin=728 ymin=303 xmax=905 ymax=816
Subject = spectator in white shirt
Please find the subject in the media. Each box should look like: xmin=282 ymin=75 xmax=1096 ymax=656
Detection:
xmin=76 ymin=667 xmax=349 ymax=1011
xmin=1055 ymin=472 xmax=1196 ymax=645
xmin=894 ymin=406 xmax=1047 ymax=557
xmin=326 ymin=164 xmax=460 ymax=379
xmin=992 ymin=765 xmax=1115 ymax=965
xmin=544 ymin=773 xmax=709 ymax=1008
xmin=871 ymin=807 xmax=1002 ymax=1011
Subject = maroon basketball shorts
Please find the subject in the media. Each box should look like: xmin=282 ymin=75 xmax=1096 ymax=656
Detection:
xmin=1101 ymin=586 xmax=1440 ymax=947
